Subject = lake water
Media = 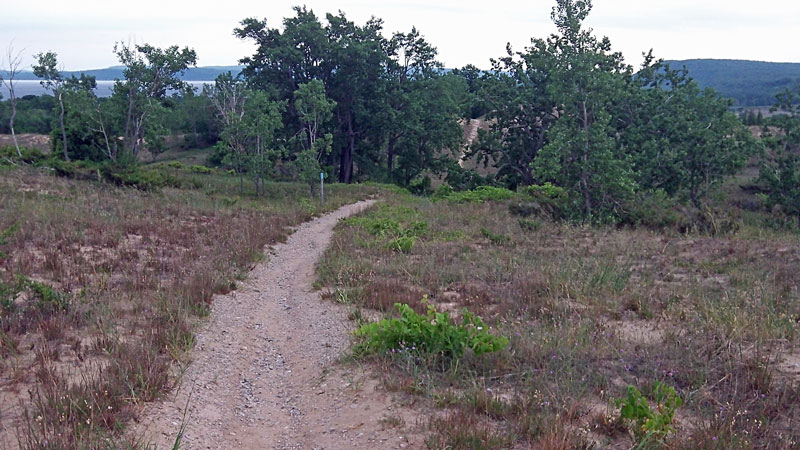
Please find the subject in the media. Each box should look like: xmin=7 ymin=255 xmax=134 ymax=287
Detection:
xmin=6 ymin=80 xmax=213 ymax=98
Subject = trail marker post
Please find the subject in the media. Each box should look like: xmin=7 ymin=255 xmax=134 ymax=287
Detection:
xmin=320 ymin=172 xmax=325 ymax=204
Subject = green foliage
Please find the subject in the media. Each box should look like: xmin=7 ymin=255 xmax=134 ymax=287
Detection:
xmin=354 ymin=301 xmax=508 ymax=361
xmin=112 ymin=42 xmax=198 ymax=156
xmin=517 ymin=218 xmax=541 ymax=232
xmin=510 ymin=182 xmax=570 ymax=219
xmin=0 ymin=146 xmax=47 ymax=165
xmin=189 ymin=165 xmax=213 ymax=174
xmin=758 ymin=87 xmax=800 ymax=224
xmin=619 ymin=190 xmax=685 ymax=230
xmin=442 ymin=186 xmax=516 ymax=203
xmin=407 ymin=175 xmax=433 ymax=196
xmin=432 ymin=183 xmax=454 ymax=200
xmin=26 ymin=279 xmax=71 ymax=313
xmin=628 ymin=60 xmax=759 ymax=207
xmin=615 ymin=382 xmax=683 ymax=445
xmin=386 ymin=236 xmax=415 ymax=253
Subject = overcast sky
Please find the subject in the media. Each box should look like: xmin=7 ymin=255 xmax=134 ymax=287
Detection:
xmin=2 ymin=0 xmax=799 ymax=72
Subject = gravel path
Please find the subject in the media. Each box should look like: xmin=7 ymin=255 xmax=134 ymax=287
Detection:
xmin=134 ymin=200 xmax=423 ymax=449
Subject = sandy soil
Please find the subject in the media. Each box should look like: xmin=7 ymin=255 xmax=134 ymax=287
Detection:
xmin=133 ymin=200 xmax=424 ymax=449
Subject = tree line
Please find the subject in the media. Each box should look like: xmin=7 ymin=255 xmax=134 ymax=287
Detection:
xmin=5 ymin=0 xmax=799 ymax=224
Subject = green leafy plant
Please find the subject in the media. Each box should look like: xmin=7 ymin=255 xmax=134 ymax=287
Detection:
xmin=615 ymin=382 xmax=683 ymax=446
xmin=443 ymin=186 xmax=516 ymax=204
xmin=354 ymin=300 xmax=508 ymax=361
xmin=189 ymin=164 xmax=213 ymax=174
xmin=517 ymin=218 xmax=541 ymax=232
xmin=386 ymin=236 xmax=415 ymax=253
xmin=24 ymin=277 xmax=71 ymax=313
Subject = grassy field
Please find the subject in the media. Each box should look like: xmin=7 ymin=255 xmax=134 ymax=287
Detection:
xmin=0 ymin=161 xmax=378 ymax=448
xmin=317 ymin=190 xmax=800 ymax=449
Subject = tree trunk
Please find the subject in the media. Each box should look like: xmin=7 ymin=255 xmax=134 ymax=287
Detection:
xmin=339 ymin=115 xmax=355 ymax=183
xmin=581 ymin=99 xmax=592 ymax=218
xmin=9 ymin=97 xmax=20 ymax=158
xmin=58 ymin=91 xmax=69 ymax=161
xmin=387 ymin=134 xmax=398 ymax=175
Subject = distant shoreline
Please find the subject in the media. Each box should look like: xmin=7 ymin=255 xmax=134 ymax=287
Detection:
xmin=8 ymin=80 xmax=214 ymax=98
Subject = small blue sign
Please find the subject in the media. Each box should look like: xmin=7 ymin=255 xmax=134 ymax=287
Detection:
xmin=320 ymin=172 xmax=324 ymax=180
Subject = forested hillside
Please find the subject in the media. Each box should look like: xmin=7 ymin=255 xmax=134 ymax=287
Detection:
xmin=665 ymin=59 xmax=800 ymax=106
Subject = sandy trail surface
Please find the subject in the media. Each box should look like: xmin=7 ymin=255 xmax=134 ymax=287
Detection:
xmin=134 ymin=200 xmax=423 ymax=449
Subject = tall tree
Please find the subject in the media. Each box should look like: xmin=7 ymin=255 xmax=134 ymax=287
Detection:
xmin=112 ymin=42 xmax=197 ymax=158
xmin=533 ymin=0 xmax=635 ymax=219
xmin=292 ymin=80 xmax=336 ymax=158
xmin=324 ymin=12 xmax=389 ymax=183
xmin=384 ymin=28 xmax=442 ymax=177
xmin=208 ymin=73 xmax=284 ymax=194
xmin=468 ymin=40 xmax=559 ymax=189
xmin=236 ymin=9 xmax=390 ymax=183
xmin=32 ymin=51 xmax=69 ymax=160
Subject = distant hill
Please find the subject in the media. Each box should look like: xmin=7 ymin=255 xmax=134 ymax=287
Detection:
xmin=14 ymin=65 xmax=244 ymax=82
xmin=664 ymin=59 xmax=800 ymax=107
xmin=11 ymin=60 xmax=800 ymax=107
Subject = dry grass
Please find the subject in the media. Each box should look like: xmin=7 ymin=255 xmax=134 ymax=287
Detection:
xmin=0 ymin=164 xmax=378 ymax=448
xmin=318 ymin=191 xmax=800 ymax=448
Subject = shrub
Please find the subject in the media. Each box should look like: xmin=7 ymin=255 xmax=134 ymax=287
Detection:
xmin=354 ymin=301 xmax=508 ymax=361
xmin=166 ymin=161 xmax=183 ymax=169
xmin=0 ymin=146 xmax=48 ymax=165
xmin=620 ymin=190 xmax=685 ymax=230
xmin=190 ymin=165 xmax=213 ymax=174
xmin=517 ymin=182 xmax=569 ymax=218
xmin=615 ymin=381 xmax=683 ymax=445
xmin=443 ymin=186 xmax=516 ymax=203
xmin=432 ymin=183 xmax=454 ymax=200
xmin=386 ymin=236 xmax=415 ymax=253
xmin=518 ymin=218 xmax=541 ymax=232
xmin=408 ymin=175 xmax=433 ymax=196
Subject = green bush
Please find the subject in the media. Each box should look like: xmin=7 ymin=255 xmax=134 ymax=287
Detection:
xmin=386 ymin=236 xmax=415 ymax=253
xmin=620 ymin=190 xmax=686 ymax=230
xmin=517 ymin=182 xmax=569 ymax=218
xmin=27 ymin=279 xmax=70 ymax=313
xmin=103 ymin=168 xmax=178 ymax=191
xmin=408 ymin=175 xmax=433 ymax=196
xmin=615 ymin=381 xmax=683 ymax=445
xmin=0 ymin=146 xmax=48 ymax=165
xmin=432 ymin=183 xmax=454 ymax=200
xmin=443 ymin=186 xmax=516 ymax=203
xmin=190 ymin=164 xmax=213 ymax=174
xmin=354 ymin=301 xmax=508 ymax=360
xmin=518 ymin=218 xmax=541 ymax=232
xmin=166 ymin=161 xmax=183 ymax=169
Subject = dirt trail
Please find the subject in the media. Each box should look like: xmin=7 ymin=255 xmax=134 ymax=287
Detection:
xmin=134 ymin=200 xmax=423 ymax=449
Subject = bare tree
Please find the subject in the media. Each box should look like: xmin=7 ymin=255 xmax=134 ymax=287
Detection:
xmin=1 ymin=43 xmax=24 ymax=157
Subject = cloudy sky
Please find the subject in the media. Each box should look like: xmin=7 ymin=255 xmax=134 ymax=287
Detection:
xmin=2 ymin=0 xmax=798 ymax=71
